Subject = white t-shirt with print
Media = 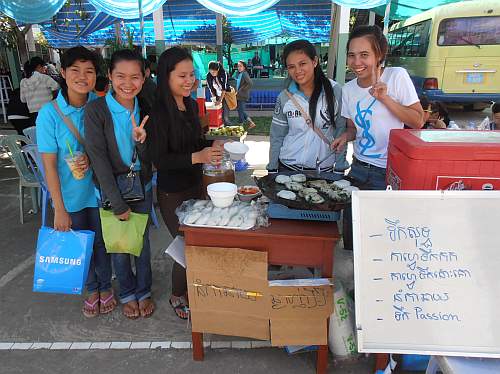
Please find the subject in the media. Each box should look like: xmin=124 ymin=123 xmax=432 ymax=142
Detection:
xmin=341 ymin=67 xmax=419 ymax=168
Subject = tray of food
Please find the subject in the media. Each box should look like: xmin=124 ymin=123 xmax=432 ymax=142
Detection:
xmin=205 ymin=126 xmax=247 ymax=141
xmin=255 ymin=171 xmax=357 ymax=212
xmin=179 ymin=199 xmax=262 ymax=230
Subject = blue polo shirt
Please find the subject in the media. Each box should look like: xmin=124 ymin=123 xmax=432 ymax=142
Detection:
xmin=105 ymin=91 xmax=141 ymax=171
xmin=36 ymin=91 xmax=98 ymax=213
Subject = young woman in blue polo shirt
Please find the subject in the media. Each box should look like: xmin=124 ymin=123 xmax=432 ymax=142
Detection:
xmin=36 ymin=46 xmax=115 ymax=318
xmin=84 ymin=50 xmax=153 ymax=319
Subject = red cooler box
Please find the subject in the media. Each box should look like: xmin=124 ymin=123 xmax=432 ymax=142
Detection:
xmin=205 ymin=102 xmax=223 ymax=128
xmin=387 ymin=130 xmax=500 ymax=190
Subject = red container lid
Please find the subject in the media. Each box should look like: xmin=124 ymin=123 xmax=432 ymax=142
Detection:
xmin=389 ymin=129 xmax=500 ymax=161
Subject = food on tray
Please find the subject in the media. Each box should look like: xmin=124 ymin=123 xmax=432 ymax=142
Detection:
xmin=207 ymin=126 xmax=245 ymax=137
xmin=298 ymin=187 xmax=318 ymax=197
xmin=185 ymin=211 xmax=202 ymax=224
xmin=181 ymin=199 xmax=262 ymax=229
xmin=307 ymin=179 xmax=328 ymax=188
xmin=275 ymin=174 xmax=291 ymax=184
xmin=277 ymin=190 xmax=297 ymax=200
xmin=333 ymin=179 xmax=351 ymax=188
xmin=196 ymin=213 xmax=211 ymax=225
xmin=228 ymin=214 xmax=244 ymax=227
xmin=285 ymin=181 xmax=304 ymax=192
xmin=290 ymin=173 xmax=307 ymax=183
xmin=305 ymin=193 xmax=325 ymax=204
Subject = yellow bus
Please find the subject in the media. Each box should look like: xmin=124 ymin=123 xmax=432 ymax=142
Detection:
xmin=386 ymin=0 xmax=500 ymax=109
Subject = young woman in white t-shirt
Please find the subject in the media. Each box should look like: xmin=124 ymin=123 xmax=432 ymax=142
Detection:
xmin=332 ymin=25 xmax=424 ymax=249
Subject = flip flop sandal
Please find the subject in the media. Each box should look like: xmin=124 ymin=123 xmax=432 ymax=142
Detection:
xmin=99 ymin=292 xmax=116 ymax=314
xmin=139 ymin=298 xmax=155 ymax=318
xmin=82 ymin=297 xmax=99 ymax=318
xmin=122 ymin=302 xmax=140 ymax=320
xmin=169 ymin=298 xmax=189 ymax=320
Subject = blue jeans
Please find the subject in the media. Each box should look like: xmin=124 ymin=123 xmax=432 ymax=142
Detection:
xmin=237 ymin=100 xmax=248 ymax=123
xmin=112 ymin=189 xmax=153 ymax=304
xmin=222 ymin=99 xmax=232 ymax=125
xmin=342 ymin=160 xmax=387 ymax=250
xmin=69 ymin=207 xmax=112 ymax=294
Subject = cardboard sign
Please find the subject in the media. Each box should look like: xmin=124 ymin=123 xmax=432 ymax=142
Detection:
xmin=186 ymin=246 xmax=270 ymax=340
xmin=186 ymin=246 xmax=333 ymax=345
xmin=269 ymin=282 xmax=333 ymax=346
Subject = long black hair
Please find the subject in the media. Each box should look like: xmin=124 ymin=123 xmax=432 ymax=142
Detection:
xmin=60 ymin=46 xmax=100 ymax=102
xmin=148 ymin=46 xmax=197 ymax=166
xmin=282 ymin=39 xmax=336 ymax=128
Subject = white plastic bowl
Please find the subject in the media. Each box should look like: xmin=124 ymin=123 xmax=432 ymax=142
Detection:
xmin=207 ymin=182 xmax=237 ymax=208
xmin=224 ymin=141 xmax=249 ymax=161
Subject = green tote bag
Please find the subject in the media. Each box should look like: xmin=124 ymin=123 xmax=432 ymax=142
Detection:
xmin=99 ymin=209 xmax=149 ymax=257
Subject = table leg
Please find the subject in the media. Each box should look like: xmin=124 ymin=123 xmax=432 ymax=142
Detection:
xmin=192 ymin=332 xmax=204 ymax=361
xmin=375 ymin=353 xmax=389 ymax=370
xmin=316 ymin=345 xmax=328 ymax=374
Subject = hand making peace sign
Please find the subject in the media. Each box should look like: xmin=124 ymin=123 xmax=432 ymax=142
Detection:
xmin=131 ymin=114 xmax=149 ymax=143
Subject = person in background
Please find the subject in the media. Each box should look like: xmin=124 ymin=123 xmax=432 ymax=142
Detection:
xmin=147 ymin=47 xmax=224 ymax=320
xmin=36 ymin=46 xmax=115 ymax=318
xmin=206 ymin=61 xmax=232 ymax=126
xmin=85 ymin=49 xmax=154 ymax=319
xmin=426 ymin=101 xmax=450 ymax=129
xmin=489 ymin=102 xmax=500 ymax=130
xmin=190 ymin=61 xmax=202 ymax=100
xmin=267 ymin=39 xmax=348 ymax=174
xmin=94 ymin=76 xmax=109 ymax=97
xmin=332 ymin=25 xmax=424 ymax=251
xmin=20 ymin=56 xmax=60 ymax=126
xmin=235 ymin=60 xmax=256 ymax=128
xmin=251 ymin=52 xmax=261 ymax=78
xmin=7 ymin=88 xmax=31 ymax=135
xmin=138 ymin=59 xmax=157 ymax=109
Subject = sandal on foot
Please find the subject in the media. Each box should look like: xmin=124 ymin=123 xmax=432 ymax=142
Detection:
xmin=139 ymin=298 xmax=155 ymax=318
xmin=169 ymin=296 xmax=189 ymax=320
xmin=122 ymin=300 xmax=140 ymax=320
xmin=99 ymin=291 xmax=117 ymax=314
xmin=82 ymin=294 xmax=99 ymax=318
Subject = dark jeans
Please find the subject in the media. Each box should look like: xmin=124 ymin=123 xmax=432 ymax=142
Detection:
xmin=342 ymin=160 xmax=387 ymax=251
xmin=237 ymin=100 xmax=248 ymax=123
xmin=157 ymin=185 xmax=202 ymax=297
xmin=112 ymin=189 xmax=153 ymax=304
xmin=69 ymin=207 xmax=112 ymax=294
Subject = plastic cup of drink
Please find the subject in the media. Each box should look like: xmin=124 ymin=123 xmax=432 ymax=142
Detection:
xmin=64 ymin=151 xmax=86 ymax=180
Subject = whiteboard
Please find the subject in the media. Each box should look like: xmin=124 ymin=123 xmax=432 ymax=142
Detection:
xmin=352 ymin=190 xmax=500 ymax=358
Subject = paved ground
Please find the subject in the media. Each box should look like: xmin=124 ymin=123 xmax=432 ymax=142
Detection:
xmin=0 ymin=105 xmax=491 ymax=373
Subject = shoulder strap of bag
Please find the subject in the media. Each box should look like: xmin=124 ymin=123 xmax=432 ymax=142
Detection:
xmin=52 ymin=100 xmax=85 ymax=147
xmin=285 ymin=90 xmax=330 ymax=146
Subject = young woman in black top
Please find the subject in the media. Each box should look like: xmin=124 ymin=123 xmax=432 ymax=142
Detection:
xmin=206 ymin=61 xmax=232 ymax=126
xmin=147 ymin=47 xmax=224 ymax=319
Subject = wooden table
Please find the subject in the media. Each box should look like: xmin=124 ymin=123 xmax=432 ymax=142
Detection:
xmin=181 ymin=219 xmax=340 ymax=374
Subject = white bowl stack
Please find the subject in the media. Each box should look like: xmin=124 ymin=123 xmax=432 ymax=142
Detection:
xmin=207 ymin=182 xmax=237 ymax=208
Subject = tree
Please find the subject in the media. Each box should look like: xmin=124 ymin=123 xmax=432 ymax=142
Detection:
xmin=222 ymin=16 xmax=234 ymax=75
xmin=0 ymin=16 xmax=32 ymax=65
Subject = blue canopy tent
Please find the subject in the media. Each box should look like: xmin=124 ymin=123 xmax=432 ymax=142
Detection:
xmin=40 ymin=0 xmax=335 ymax=47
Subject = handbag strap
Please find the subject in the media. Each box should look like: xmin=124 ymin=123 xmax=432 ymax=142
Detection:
xmin=285 ymin=90 xmax=331 ymax=146
xmin=52 ymin=100 xmax=85 ymax=147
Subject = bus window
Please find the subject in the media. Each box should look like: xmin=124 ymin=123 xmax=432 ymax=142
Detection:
xmin=438 ymin=16 xmax=500 ymax=46
xmin=388 ymin=19 xmax=431 ymax=57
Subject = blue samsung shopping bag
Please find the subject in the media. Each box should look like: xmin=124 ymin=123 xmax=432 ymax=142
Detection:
xmin=33 ymin=227 xmax=94 ymax=295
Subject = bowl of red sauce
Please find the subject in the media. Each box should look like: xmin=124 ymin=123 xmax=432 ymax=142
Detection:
xmin=237 ymin=185 xmax=262 ymax=202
